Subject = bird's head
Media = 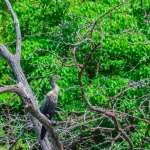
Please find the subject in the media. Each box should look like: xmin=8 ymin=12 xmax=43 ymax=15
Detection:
xmin=52 ymin=75 xmax=63 ymax=80
xmin=50 ymin=75 xmax=63 ymax=87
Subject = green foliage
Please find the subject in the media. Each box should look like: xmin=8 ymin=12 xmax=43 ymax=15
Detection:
xmin=0 ymin=0 xmax=149 ymax=149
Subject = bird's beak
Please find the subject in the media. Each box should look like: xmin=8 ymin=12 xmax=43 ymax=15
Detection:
xmin=58 ymin=76 xmax=64 ymax=79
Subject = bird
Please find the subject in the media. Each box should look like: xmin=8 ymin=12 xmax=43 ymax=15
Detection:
xmin=40 ymin=75 xmax=62 ymax=140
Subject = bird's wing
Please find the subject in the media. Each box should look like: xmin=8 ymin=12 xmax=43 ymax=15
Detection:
xmin=40 ymin=92 xmax=58 ymax=118
xmin=40 ymin=95 xmax=49 ymax=114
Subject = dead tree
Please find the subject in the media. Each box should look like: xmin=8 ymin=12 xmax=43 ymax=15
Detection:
xmin=0 ymin=0 xmax=63 ymax=149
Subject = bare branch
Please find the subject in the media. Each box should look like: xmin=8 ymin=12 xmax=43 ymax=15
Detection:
xmin=0 ymin=84 xmax=20 ymax=95
xmin=119 ymin=129 xmax=134 ymax=149
xmin=140 ymin=124 xmax=150 ymax=149
xmin=77 ymin=24 xmax=134 ymax=149
xmin=95 ymin=2 xmax=131 ymax=25
xmin=28 ymin=109 xmax=63 ymax=150
xmin=63 ymin=38 xmax=97 ymax=46
xmin=0 ymin=43 xmax=14 ymax=62
xmin=128 ymin=41 xmax=150 ymax=45
xmin=4 ymin=0 xmax=21 ymax=61
xmin=115 ymin=110 xmax=150 ymax=124
xmin=8 ymin=123 xmax=31 ymax=150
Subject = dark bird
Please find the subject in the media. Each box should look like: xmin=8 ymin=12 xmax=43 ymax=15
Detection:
xmin=40 ymin=75 xmax=62 ymax=140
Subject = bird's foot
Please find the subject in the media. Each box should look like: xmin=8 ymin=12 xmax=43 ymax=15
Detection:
xmin=51 ymin=120 xmax=57 ymax=126
xmin=46 ymin=114 xmax=50 ymax=119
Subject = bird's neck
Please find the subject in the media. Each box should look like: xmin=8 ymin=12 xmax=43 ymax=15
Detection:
xmin=52 ymin=83 xmax=60 ymax=94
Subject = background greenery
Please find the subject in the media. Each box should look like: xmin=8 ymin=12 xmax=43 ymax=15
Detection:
xmin=0 ymin=0 xmax=149 ymax=149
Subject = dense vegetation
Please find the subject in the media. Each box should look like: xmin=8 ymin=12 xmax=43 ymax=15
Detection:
xmin=0 ymin=0 xmax=149 ymax=149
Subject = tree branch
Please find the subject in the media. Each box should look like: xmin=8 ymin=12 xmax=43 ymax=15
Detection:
xmin=0 ymin=43 xmax=14 ymax=62
xmin=140 ymin=124 xmax=150 ymax=149
xmin=8 ymin=123 xmax=31 ymax=150
xmin=29 ymin=109 xmax=64 ymax=150
xmin=0 ymin=84 xmax=20 ymax=95
xmin=4 ymin=0 xmax=22 ymax=61
xmin=77 ymin=27 xmax=134 ymax=149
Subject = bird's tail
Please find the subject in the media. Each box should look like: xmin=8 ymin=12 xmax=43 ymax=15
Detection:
xmin=40 ymin=126 xmax=47 ymax=140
